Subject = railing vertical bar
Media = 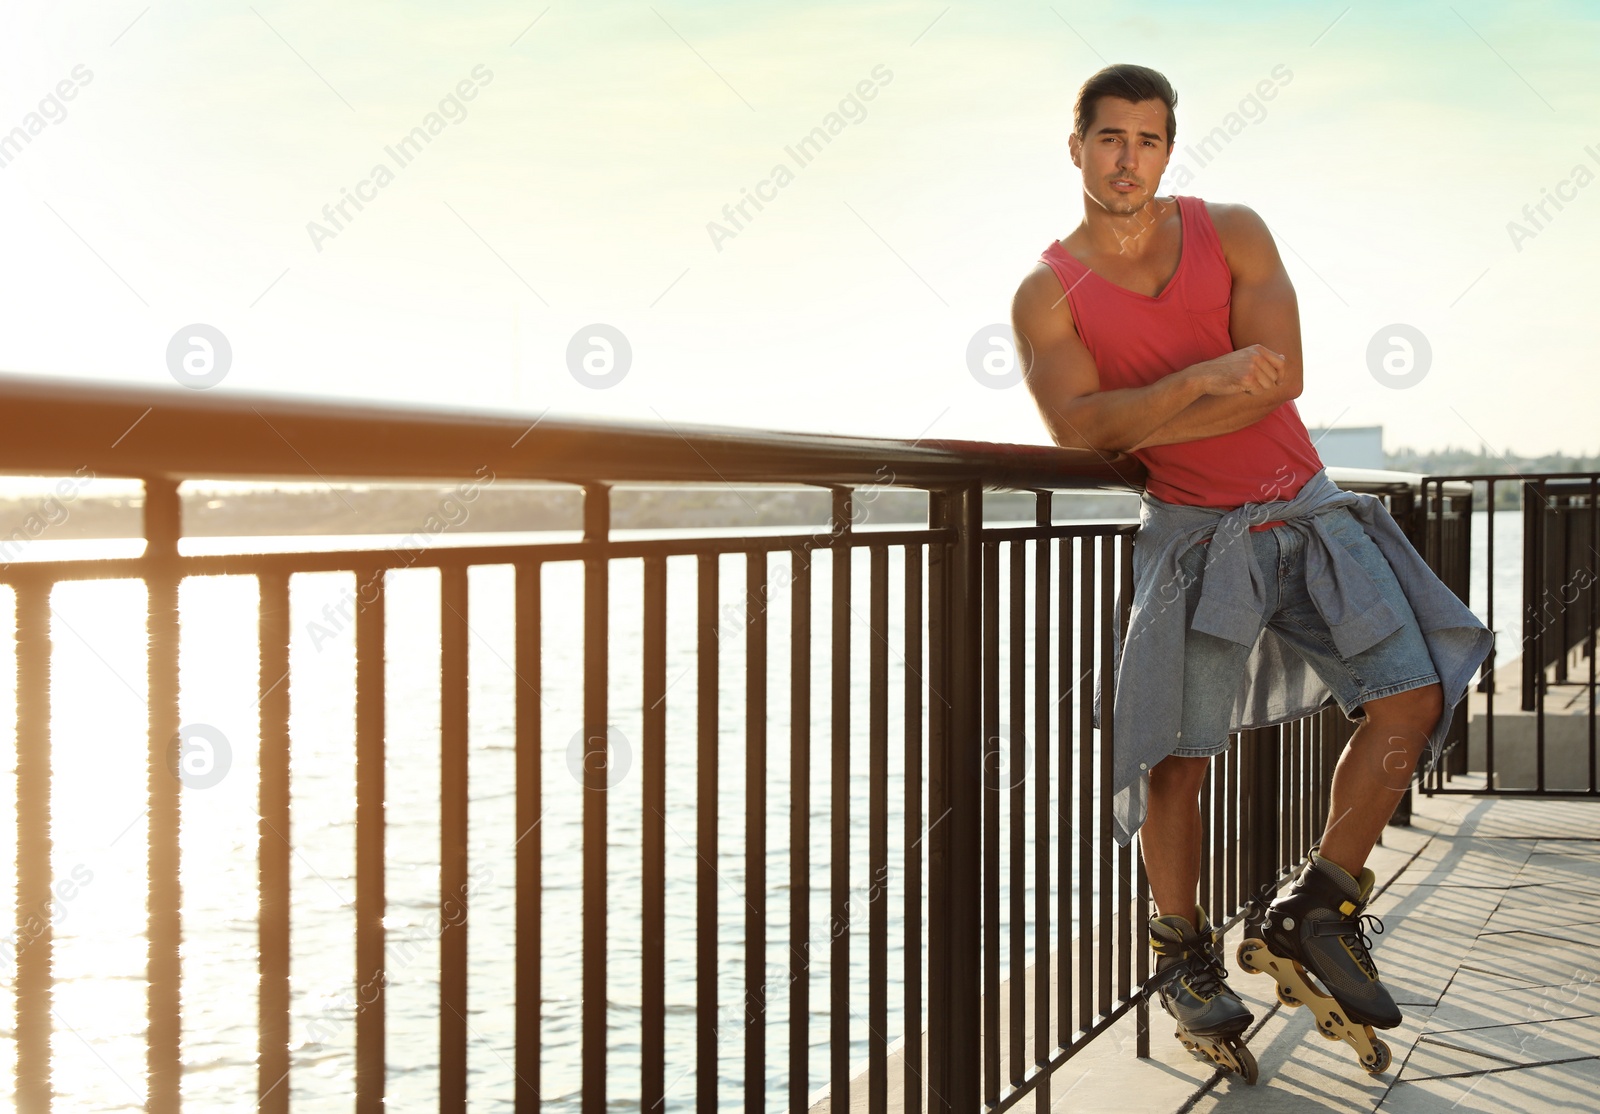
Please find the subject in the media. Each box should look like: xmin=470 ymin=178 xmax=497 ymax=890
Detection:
xmin=1056 ymin=534 xmax=1076 ymax=1050
xmin=1486 ymin=480 xmax=1496 ymax=783
xmin=1529 ymin=476 xmax=1542 ymax=790
xmin=1590 ymin=476 xmax=1597 ymax=794
xmin=1238 ymin=737 xmax=1249 ymax=904
xmin=583 ymin=486 xmax=610 ymax=1113
xmin=747 ymin=550 xmax=770 ymax=1114
xmin=1199 ymin=762 xmax=1213 ymax=919
xmin=902 ymin=543 xmax=924 ymax=1114
xmin=868 ymin=543 xmax=889 ymax=1114
xmin=926 ymin=485 xmax=981 ymax=1112
xmin=258 ymin=570 xmax=291 ymax=1114
xmin=1288 ymin=717 xmax=1300 ymax=867
xmin=1007 ymin=538 xmax=1026 ymax=1084
xmin=642 ymin=556 xmax=667 ymax=1111
xmin=1283 ymin=721 xmax=1294 ymax=866
xmin=440 ymin=564 xmax=470 ymax=1112
xmin=1096 ymin=534 xmax=1114 ymax=1019
xmin=1116 ymin=534 xmax=1133 ymax=1004
xmin=1292 ymin=723 xmax=1305 ymax=864
xmin=1300 ymin=720 xmax=1311 ymax=860
xmin=830 ymin=489 xmax=852 ymax=1112
xmin=1306 ymin=721 xmax=1317 ymax=852
xmin=1224 ymin=734 xmax=1238 ymax=916
xmin=1316 ymin=719 xmax=1325 ymax=841
xmin=697 ymin=550 xmax=719 ymax=1113
xmin=789 ymin=546 xmax=812 ymax=1112
xmin=515 ymin=560 xmax=543 ymax=1112
xmin=355 ymin=564 xmax=387 ymax=1114
xmin=146 ymin=478 xmax=183 ymax=1114
xmin=1135 ymin=819 xmax=1150 ymax=1058
xmin=981 ymin=540 xmax=999 ymax=1105
xmin=1032 ymin=500 xmax=1052 ymax=1086
xmin=15 ymin=579 xmax=52 ymax=1114
xmin=1076 ymin=537 xmax=1094 ymax=1037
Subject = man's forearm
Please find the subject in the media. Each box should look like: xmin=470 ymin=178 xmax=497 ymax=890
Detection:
xmin=1041 ymin=370 xmax=1210 ymax=453
xmin=1128 ymin=391 xmax=1282 ymax=450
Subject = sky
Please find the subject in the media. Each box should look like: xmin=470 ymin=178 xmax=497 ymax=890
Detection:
xmin=3 ymin=0 xmax=1598 ymax=463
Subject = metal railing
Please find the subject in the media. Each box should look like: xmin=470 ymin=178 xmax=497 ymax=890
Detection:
xmin=0 ymin=372 xmax=1480 ymax=1112
xmin=1420 ymin=472 xmax=1599 ymax=798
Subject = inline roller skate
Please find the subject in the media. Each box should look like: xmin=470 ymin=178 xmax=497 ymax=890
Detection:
xmin=1237 ymin=849 xmax=1397 ymax=1075
xmin=1149 ymin=905 xmax=1258 ymax=1084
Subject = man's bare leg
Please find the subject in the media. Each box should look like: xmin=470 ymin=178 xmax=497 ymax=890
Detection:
xmin=1141 ymin=753 xmax=1212 ymax=923
xmin=1317 ymin=683 xmax=1444 ymax=877
xmin=1239 ymin=684 xmax=1446 ymax=1062
xmin=1143 ymin=751 xmax=1257 ymax=1079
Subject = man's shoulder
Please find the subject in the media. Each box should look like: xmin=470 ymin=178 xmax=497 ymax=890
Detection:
xmin=1012 ymin=257 xmax=1073 ymax=322
xmin=1196 ymin=196 xmax=1267 ymax=222
xmin=1192 ymin=199 xmax=1276 ymax=272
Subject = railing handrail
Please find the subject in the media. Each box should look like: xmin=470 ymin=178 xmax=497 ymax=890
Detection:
xmin=1339 ymin=467 xmax=1474 ymax=498
xmin=0 ymin=371 xmax=1146 ymax=492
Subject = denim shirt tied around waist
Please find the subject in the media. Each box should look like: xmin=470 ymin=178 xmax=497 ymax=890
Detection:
xmin=1093 ymin=468 xmax=1493 ymax=846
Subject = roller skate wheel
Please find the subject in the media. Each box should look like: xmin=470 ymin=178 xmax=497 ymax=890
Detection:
xmin=1275 ymin=986 xmax=1302 ymax=1008
xmin=1235 ymin=1042 xmax=1259 ymax=1086
xmin=1235 ymin=941 xmax=1260 ymax=973
xmin=1363 ymin=1038 xmax=1392 ymax=1075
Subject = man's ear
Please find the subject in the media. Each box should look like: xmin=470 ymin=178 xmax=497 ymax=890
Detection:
xmin=1068 ymin=132 xmax=1081 ymax=168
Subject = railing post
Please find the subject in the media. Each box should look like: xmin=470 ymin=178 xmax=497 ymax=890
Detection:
xmin=582 ymin=483 xmax=610 ymax=1114
xmin=144 ymin=477 xmax=184 ymax=1114
xmin=926 ymin=484 xmax=981 ymax=1112
xmin=354 ymin=561 xmax=388 ymax=1114
xmin=15 ymin=575 xmax=52 ymax=1114
xmin=1242 ymin=726 xmax=1281 ymax=906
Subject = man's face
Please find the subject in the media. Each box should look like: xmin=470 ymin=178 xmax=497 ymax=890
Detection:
xmin=1069 ymin=96 xmax=1173 ymax=216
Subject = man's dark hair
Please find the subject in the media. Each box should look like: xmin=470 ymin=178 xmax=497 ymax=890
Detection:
xmin=1073 ymin=64 xmax=1178 ymax=148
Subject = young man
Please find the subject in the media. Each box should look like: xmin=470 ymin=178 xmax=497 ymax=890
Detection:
xmin=1010 ymin=64 xmax=1492 ymax=1079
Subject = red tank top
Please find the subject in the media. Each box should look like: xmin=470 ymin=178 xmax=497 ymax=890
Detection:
xmin=1038 ymin=195 xmax=1324 ymax=510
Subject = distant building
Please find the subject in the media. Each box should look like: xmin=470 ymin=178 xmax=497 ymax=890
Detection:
xmin=1308 ymin=424 xmax=1384 ymax=469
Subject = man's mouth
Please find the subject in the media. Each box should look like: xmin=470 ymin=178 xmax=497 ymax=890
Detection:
xmin=1111 ymin=179 xmax=1139 ymax=191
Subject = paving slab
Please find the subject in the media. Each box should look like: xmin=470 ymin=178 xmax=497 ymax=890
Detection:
xmin=1378 ymin=1054 xmax=1600 ymax=1112
xmin=1479 ymin=884 xmax=1600 ymax=934
xmin=942 ymin=793 xmax=1600 ymax=1112
xmin=1448 ymin=929 xmax=1592 ymax=990
xmin=1407 ymin=1014 xmax=1597 ymax=1075
xmin=1425 ymin=965 xmax=1600 ymax=1031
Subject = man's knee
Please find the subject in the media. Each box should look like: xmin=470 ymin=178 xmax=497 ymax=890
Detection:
xmin=1362 ymin=682 xmax=1444 ymax=737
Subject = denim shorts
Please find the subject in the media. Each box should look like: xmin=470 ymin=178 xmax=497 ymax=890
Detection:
xmin=1171 ymin=505 xmax=1441 ymax=758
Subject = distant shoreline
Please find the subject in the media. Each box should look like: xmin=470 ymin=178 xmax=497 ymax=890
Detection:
xmin=0 ymin=486 xmax=1142 ymax=541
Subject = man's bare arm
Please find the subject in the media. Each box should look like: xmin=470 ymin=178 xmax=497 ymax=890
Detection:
xmin=1129 ymin=203 xmax=1304 ymax=450
xmin=1012 ymin=267 xmax=1281 ymax=454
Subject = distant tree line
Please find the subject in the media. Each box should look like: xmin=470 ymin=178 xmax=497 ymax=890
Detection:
xmin=1385 ymin=445 xmax=1600 ymax=509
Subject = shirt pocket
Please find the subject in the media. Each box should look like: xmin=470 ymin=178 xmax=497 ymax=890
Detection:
xmin=1186 ymin=302 xmax=1232 ymax=352
xmin=1322 ymin=508 xmax=1370 ymax=552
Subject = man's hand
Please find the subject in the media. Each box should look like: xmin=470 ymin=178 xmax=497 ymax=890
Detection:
xmin=1182 ymin=344 xmax=1286 ymax=397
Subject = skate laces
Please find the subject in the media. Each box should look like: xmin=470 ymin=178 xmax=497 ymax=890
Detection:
xmin=1314 ymin=909 xmax=1386 ymax=978
xmin=1185 ymin=943 xmax=1233 ymax=999
xmin=1150 ymin=933 xmax=1231 ymax=1001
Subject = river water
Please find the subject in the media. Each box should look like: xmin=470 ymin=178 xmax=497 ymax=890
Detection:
xmin=0 ymin=511 xmax=1513 ymax=1110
